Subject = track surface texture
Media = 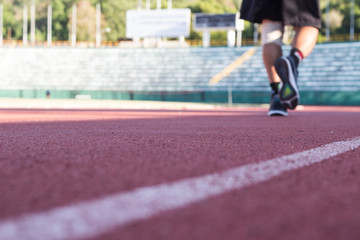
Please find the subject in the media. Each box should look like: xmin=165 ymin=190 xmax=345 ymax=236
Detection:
xmin=0 ymin=102 xmax=360 ymax=240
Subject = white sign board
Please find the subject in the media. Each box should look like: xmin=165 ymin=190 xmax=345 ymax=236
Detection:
xmin=126 ymin=9 xmax=191 ymax=38
xmin=194 ymin=13 xmax=244 ymax=31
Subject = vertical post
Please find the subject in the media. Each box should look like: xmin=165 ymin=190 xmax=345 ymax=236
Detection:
xmin=146 ymin=0 xmax=150 ymax=10
xmin=168 ymin=0 xmax=172 ymax=9
xmin=31 ymin=0 xmax=35 ymax=45
xmin=23 ymin=4 xmax=28 ymax=46
xmin=203 ymin=31 xmax=210 ymax=48
xmin=96 ymin=3 xmax=101 ymax=47
xmin=179 ymin=36 xmax=185 ymax=46
xmin=137 ymin=0 xmax=142 ymax=10
xmin=236 ymin=17 xmax=244 ymax=47
xmin=0 ymin=4 xmax=3 ymax=46
xmin=156 ymin=0 xmax=161 ymax=46
xmin=227 ymin=30 xmax=236 ymax=47
xmin=47 ymin=5 xmax=52 ymax=47
xmin=236 ymin=30 xmax=242 ymax=47
xmin=228 ymin=80 xmax=233 ymax=107
xmin=350 ymin=0 xmax=355 ymax=41
xmin=326 ymin=0 xmax=330 ymax=42
xmin=71 ymin=3 xmax=77 ymax=47
xmin=253 ymin=23 xmax=258 ymax=45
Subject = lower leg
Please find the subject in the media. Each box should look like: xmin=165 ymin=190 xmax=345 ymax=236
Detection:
xmin=291 ymin=26 xmax=319 ymax=58
xmin=261 ymin=20 xmax=283 ymax=84
xmin=263 ymin=43 xmax=282 ymax=84
xmin=261 ymin=20 xmax=284 ymax=95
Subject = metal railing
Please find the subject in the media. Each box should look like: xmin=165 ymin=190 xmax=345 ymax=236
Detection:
xmin=317 ymin=33 xmax=360 ymax=43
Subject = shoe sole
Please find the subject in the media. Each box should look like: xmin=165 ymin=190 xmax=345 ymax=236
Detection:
xmin=275 ymin=57 xmax=299 ymax=110
xmin=268 ymin=110 xmax=288 ymax=117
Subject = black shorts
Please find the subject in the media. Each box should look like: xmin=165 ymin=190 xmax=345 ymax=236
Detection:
xmin=240 ymin=0 xmax=321 ymax=29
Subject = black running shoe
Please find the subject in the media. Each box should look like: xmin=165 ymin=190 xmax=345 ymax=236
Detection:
xmin=275 ymin=56 xmax=299 ymax=110
xmin=268 ymin=93 xmax=288 ymax=117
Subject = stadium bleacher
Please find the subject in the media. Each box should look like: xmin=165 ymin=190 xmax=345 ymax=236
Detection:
xmin=0 ymin=42 xmax=359 ymax=105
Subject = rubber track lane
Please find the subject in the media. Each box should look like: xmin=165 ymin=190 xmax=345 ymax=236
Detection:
xmin=0 ymin=107 xmax=359 ymax=240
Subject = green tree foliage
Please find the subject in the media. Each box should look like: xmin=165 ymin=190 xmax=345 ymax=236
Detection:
xmin=321 ymin=0 xmax=360 ymax=36
xmin=2 ymin=0 xmax=22 ymax=40
xmin=97 ymin=0 xmax=136 ymax=41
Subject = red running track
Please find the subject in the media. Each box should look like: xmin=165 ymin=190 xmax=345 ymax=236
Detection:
xmin=0 ymin=106 xmax=360 ymax=240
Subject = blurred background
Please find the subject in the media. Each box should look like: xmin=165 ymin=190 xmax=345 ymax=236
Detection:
xmin=0 ymin=0 xmax=359 ymax=46
xmin=0 ymin=0 xmax=359 ymax=106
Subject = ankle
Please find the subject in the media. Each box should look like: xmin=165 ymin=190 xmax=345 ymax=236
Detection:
xmin=270 ymin=82 xmax=280 ymax=95
xmin=289 ymin=48 xmax=304 ymax=67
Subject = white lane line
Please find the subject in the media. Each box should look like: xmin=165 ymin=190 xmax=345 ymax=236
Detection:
xmin=1 ymin=137 xmax=360 ymax=240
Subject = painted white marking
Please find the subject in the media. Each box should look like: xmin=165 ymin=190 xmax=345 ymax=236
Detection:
xmin=1 ymin=137 xmax=360 ymax=240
